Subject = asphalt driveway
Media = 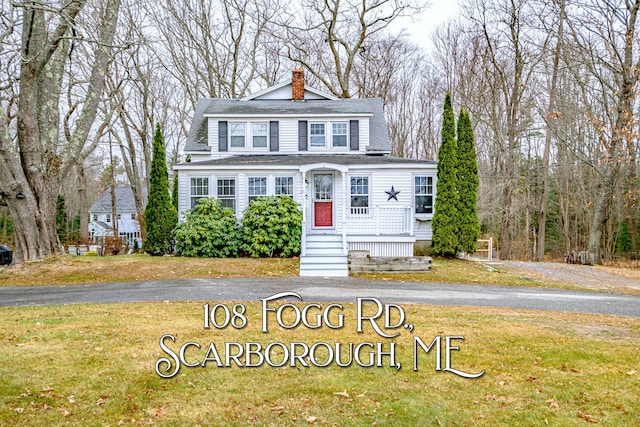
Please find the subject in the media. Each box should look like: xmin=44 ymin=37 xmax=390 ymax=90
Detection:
xmin=1 ymin=277 xmax=639 ymax=318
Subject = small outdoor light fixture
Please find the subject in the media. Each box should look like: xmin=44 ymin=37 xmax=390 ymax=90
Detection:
xmin=15 ymin=192 xmax=25 ymax=199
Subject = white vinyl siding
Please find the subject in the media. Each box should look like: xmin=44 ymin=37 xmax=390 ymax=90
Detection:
xmin=208 ymin=117 xmax=370 ymax=154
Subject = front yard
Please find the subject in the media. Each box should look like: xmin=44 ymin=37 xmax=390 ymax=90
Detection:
xmin=1 ymin=255 xmax=639 ymax=425
xmin=1 ymin=302 xmax=638 ymax=426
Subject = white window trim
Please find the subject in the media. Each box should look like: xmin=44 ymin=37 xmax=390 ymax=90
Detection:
xmin=190 ymin=176 xmax=210 ymax=209
xmin=216 ymin=176 xmax=237 ymax=212
xmin=251 ymin=122 xmax=269 ymax=150
xmin=228 ymin=122 xmax=247 ymax=150
xmin=247 ymin=176 xmax=267 ymax=203
xmin=309 ymin=122 xmax=327 ymax=150
xmin=274 ymin=175 xmax=295 ymax=197
xmin=413 ymin=174 xmax=435 ymax=218
xmin=331 ymin=121 xmax=349 ymax=150
xmin=229 ymin=121 xmax=270 ymax=151
xmin=349 ymin=174 xmax=371 ymax=216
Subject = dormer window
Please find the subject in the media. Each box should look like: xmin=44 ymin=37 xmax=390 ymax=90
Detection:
xmin=309 ymin=123 xmax=326 ymax=148
xmin=230 ymin=123 xmax=246 ymax=148
xmin=332 ymin=122 xmax=348 ymax=148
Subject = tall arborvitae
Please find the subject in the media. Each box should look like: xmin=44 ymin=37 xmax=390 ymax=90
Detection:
xmin=432 ymin=93 xmax=459 ymax=257
xmin=456 ymin=109 xmax=480 ymax=254
xmin=143 ymin=124 xmax=178 ymax=255
xmin=172 ymin=173 xmax=179 ymax=212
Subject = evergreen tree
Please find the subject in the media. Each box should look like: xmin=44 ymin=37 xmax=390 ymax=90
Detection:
xmin=432 ymin=93 xmax=459 ymax=257
xmin=144 ymin=124 xmax=178 ymax=255
xmin=55 ymin=195 xmax=67 ymax=245
xmin=616 ymin=220 xmax=632 ymax=253
xmin=172 ymin=173 xmax=179 ymax=212
xmin=456 ymin=109 xmax=480 ymax=254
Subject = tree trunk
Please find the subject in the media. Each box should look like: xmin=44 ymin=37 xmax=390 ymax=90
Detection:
xmin=537 ymin=0 xmax=565 ymax=261
xmin=0 ymin=0 xmax=121 ymax=262
xmin=77 ymin=164 xmax=89 ymax=243
xmin=586 ymin=2 xmax=638 ymax=264
xmin=587 ymin=164 xmax=619 ymax=263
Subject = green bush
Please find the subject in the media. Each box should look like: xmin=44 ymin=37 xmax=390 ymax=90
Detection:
xmin=173 ymin=198 xmax=241 ymax=257
xmin=241 ymin=196 xmax=302 ymax=258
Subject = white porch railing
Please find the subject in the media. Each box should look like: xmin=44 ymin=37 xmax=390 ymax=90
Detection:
xmin=346 ymin=206 xmax=413 ymax=235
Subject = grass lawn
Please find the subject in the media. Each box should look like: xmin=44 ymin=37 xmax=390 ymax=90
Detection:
xmin=1 ymin=302 xmax=638 ymax=426
xmin=0 ymin=254 xmax=299 ymax=286
xmin=1 ymin=254 xmax=570 ymax=290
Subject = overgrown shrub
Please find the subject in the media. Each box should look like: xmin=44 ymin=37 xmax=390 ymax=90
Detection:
xmin=173 ymin=198 xmax=241 ymax=257
xmin=241 ymin=196 xmax=302 ymax=258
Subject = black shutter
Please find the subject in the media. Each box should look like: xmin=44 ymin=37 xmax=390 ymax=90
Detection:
xmin=269 ymin=121 xmax=279 ymax=152
xmin=350 ymin=120 xmax=359 ymax=151
xmin=218 ymin=121 xmax=228 ymax=152
xmin=298 ymin=120 xmax=308 ymax=151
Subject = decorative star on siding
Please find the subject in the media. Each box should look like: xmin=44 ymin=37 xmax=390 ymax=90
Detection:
xmin=385 ymin=186 xmax=401 ymax=201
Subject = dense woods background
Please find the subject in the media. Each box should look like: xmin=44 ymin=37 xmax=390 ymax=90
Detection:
xmin=0 ymin=0 xmax=638 ymax=263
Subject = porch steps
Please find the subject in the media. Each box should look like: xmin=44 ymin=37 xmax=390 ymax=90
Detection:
xmin=300 ymin=235 xmax=348 ymax=277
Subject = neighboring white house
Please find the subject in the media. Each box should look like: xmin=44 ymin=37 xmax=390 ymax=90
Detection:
xmin=174 ymin=69 xmax=437 ymax=276
xmin=88 ymin=187 xmax=143 ymax=248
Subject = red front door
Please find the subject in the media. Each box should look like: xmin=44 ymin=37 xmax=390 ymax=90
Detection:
xmin=313 ymin=174 xmax=333 ymax=227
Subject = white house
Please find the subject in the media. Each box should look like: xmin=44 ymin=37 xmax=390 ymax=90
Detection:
xmin=88 ymin=187 xmax=143 ymax=248
xmin=174 ymin=69 xmax=437 ymax=276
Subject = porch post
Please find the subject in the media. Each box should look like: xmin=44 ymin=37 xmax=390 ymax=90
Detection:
xmin=341 ymin=171 xmax=347 ymax=255
xmin=300 ymin=170 xmax=307 ymax=256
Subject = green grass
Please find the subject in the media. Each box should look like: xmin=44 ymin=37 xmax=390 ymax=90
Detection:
xmin=1 ymin=302 xmax=638 ymax=425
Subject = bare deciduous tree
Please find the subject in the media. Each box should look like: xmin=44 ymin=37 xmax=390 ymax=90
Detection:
xmin=280 ymin=0 xmax=426 ymax=98
xmin=0 ymin=0 xmax=121 ymax=262
xmin=565 ymin=0 xmax=640 ymax=263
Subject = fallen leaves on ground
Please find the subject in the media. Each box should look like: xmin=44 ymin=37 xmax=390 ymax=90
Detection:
xmin=333 ymin=390 xmax=349 ymax=398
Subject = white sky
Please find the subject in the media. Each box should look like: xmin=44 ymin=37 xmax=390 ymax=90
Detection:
xmin=391 ymin=0 xmax=461 ymax=50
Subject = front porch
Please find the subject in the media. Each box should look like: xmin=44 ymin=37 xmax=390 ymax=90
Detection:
xmin=298 ymin=163 xmax=416 ymax=276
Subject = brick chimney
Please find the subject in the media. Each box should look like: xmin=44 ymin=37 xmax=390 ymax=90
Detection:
xmin=292 ymin=68 xmax=305 ymax=100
